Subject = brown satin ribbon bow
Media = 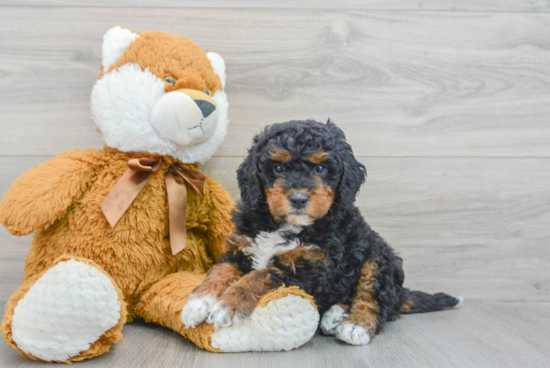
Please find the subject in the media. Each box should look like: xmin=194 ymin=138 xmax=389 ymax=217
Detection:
xmin=100 ymin=157 xmax=205 ymax=256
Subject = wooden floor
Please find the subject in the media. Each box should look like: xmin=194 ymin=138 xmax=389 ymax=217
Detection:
xmin=1 ymin=0 xmax=549 ymax=367
xmin=1 ymin=302 xmax=549 ymax=367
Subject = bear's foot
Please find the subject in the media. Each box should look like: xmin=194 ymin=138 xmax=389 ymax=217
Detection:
xmin=2 ymin=257 xmax=126 ymax=362
xmin=209 ymin=287 xmax=319 ymax=352
xmin=138 ymin=273 xmax=319 ymax=353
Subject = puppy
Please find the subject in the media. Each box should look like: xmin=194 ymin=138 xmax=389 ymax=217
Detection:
xmin=181 ymin=120 xmax=460 ymax=345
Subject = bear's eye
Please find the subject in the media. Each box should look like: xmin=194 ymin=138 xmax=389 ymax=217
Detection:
xmin=204 ymin=89 xmax=210 ymax=96
xmin=274 ymin=165 xmax=285 ymax=174
xmin=164 ymin=76 xmax=176 ymax=85
xmin=315 ymin=165 xmax=327 ymax=174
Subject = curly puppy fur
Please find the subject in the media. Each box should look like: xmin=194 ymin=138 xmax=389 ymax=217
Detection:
xmin=183 ymin=119 xmax=460 ymax=343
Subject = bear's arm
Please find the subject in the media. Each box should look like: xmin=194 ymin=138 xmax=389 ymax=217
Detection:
xmin=204 ymin=176 xmax=235 ymax=264
xmin=0 ymin=149 xmax=98 ymax=236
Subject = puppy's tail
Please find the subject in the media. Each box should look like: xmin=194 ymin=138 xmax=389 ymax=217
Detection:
xmin=401 ymin=289 xmax=462 ymax=314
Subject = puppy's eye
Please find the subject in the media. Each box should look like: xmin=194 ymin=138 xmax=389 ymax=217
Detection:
xmin=204 ymin=89 xmax=210 ymax=96
xmin=274 ymin=165 xmax=285 ymax=173
xmin=315 ymin=165 xmax=327 ymax=174
xmin=164 ymin=76 xmax=176 ymax=85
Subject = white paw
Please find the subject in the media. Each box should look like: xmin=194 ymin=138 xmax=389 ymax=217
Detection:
xmin=320 ymin=305 xmax=349 ymax=336
xmin=11 ymin=259 xmax=122 ymax=362
xmin=207 ymin=301 xmax=245 ymax=328
xmin=336 ymin=323 xmax=371 ymax=345
xmin=181 ymin=294 xmax=217 ymax=329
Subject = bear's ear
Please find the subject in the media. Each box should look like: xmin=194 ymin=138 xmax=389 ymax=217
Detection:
xmin=206 ymin=52 xmax=226 ymax=88
xmin=101 ymin=26 xmax=140 ymax=72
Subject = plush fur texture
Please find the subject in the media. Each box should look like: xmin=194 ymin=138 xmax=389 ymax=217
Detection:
xmin=0 ymin=27 xmax=236 ymax=362
xmin=136 ymin=271 xmax=319 ymax=353
xmin=1 ymin=27 xmax=323 ymax=361
xmin=92 ymin=27 xmax=229 ymax=164
xmin=101 ymin=26 xmax=140 ymax=72
xmin=11 ymin=259 xmax=123 ymax=361
xmin=1 ymin=256 xmax=127 ymax=363
xmin=210 ymin=291 xmax=319 ymax=352
xmin=183 ymin=120 xmax=460 ymax=346
xmin=0 ymin=147 xmax=235 ymax=362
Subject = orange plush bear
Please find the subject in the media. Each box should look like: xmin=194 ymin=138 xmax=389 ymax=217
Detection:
xmin=0 ymin=27 xmax=318 ymax=363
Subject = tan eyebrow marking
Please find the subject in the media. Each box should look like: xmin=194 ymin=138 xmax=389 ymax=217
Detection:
xmin=308 ymin=151 xmax=329 ymax=164
xmin=270 ymin=149 xmax=291 ymax=163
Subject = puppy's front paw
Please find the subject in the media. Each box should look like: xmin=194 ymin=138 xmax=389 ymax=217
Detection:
xmin=206 ymin=296 xmax=253 ymax=328
xmin=335 ymin=322 xmax=371 ymax=345
xmin=320 ymin=304 xmax=349 ymax=336
xmin=181 ymin=294 xmax=217 ymax=329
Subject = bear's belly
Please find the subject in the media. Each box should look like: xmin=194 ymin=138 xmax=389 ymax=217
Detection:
xmin=22 ymin=187 xmax=213 ymax=308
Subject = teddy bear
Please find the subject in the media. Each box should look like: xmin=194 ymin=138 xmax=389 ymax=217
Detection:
xmin=0 ymin=27 xmax=319 ymax=363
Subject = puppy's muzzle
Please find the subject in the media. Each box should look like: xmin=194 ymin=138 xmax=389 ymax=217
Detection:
xmin=289 ymin=191 xmax=309 ymax=210
xmin=149 ymin=88 xmax=219 ymax=147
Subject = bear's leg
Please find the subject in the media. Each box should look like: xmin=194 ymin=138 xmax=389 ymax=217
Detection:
xmin=1 ymin=256 xmax=127 ymax=363
xmin=135 ymin=271 xmax=320 ymax=352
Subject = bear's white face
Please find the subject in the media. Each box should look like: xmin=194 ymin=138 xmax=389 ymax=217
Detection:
xmin=90 ymin=27 xmax=229 ymax=164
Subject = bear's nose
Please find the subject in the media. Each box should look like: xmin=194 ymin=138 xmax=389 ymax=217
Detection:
xmin=149 ymin=88 xmax=219 ymax=147
xmin=289 ymin=192 xmax=309 ymax=209
xmin=195 ymin=100 xmax=216 ymax=118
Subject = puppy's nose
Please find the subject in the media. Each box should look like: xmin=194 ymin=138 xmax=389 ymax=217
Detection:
xmin=289 ymin=192 xmax=309 ymax=209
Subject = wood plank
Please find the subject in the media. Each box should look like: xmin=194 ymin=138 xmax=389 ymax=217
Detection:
xmin=1 ymin=1 xmax=550 ymax=12
xmin=1 ymin=302 xmax=549 ymax=367
xmin=1 ymin=8 xmax=550 ymax=157
xmin=2 ymin=155 xmax=549 ymax=303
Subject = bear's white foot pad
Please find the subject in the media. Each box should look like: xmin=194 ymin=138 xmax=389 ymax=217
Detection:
xmin=181 ymin=294 xmax=217 ymax=328
xmin=320 ymin=304 xmax=349 ymax=336
xmin=11 ymin=259 xmax=121 ymax=361
xmin=210 ymin=294 xmax=319 ymax=352
xmin=336 ymin=322 xmax=371 ymax=345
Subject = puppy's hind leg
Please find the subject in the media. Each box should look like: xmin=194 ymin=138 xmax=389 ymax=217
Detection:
xmin=320 ymin=304 xmax=349 ymax=336
xmin=336 ymin=261 xmax=379 ymax=345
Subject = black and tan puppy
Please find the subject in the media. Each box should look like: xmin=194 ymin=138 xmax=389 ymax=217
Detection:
xmin=182 ymin=119 xmax=460 ymax=345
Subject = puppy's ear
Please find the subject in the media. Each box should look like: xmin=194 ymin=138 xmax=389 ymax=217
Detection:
xmin=237 ymin=138 xmax=265 ymax=209
xmin=328 ymin=121 xmax=367 ymax=206
xmin=338 ymin=149 xmax=366 ymax=206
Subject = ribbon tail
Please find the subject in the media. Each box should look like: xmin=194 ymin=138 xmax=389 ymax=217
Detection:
xmin=173 ymin=164 xmax=206 ymax=195
xmin=101 ymin=169 xmax=154 ymax=228
xmin=166 ymin=172 xmax=188 ymax=256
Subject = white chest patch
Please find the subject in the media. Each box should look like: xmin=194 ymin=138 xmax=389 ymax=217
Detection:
xmin=243 ymin=225 xmax=302 ymax=270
